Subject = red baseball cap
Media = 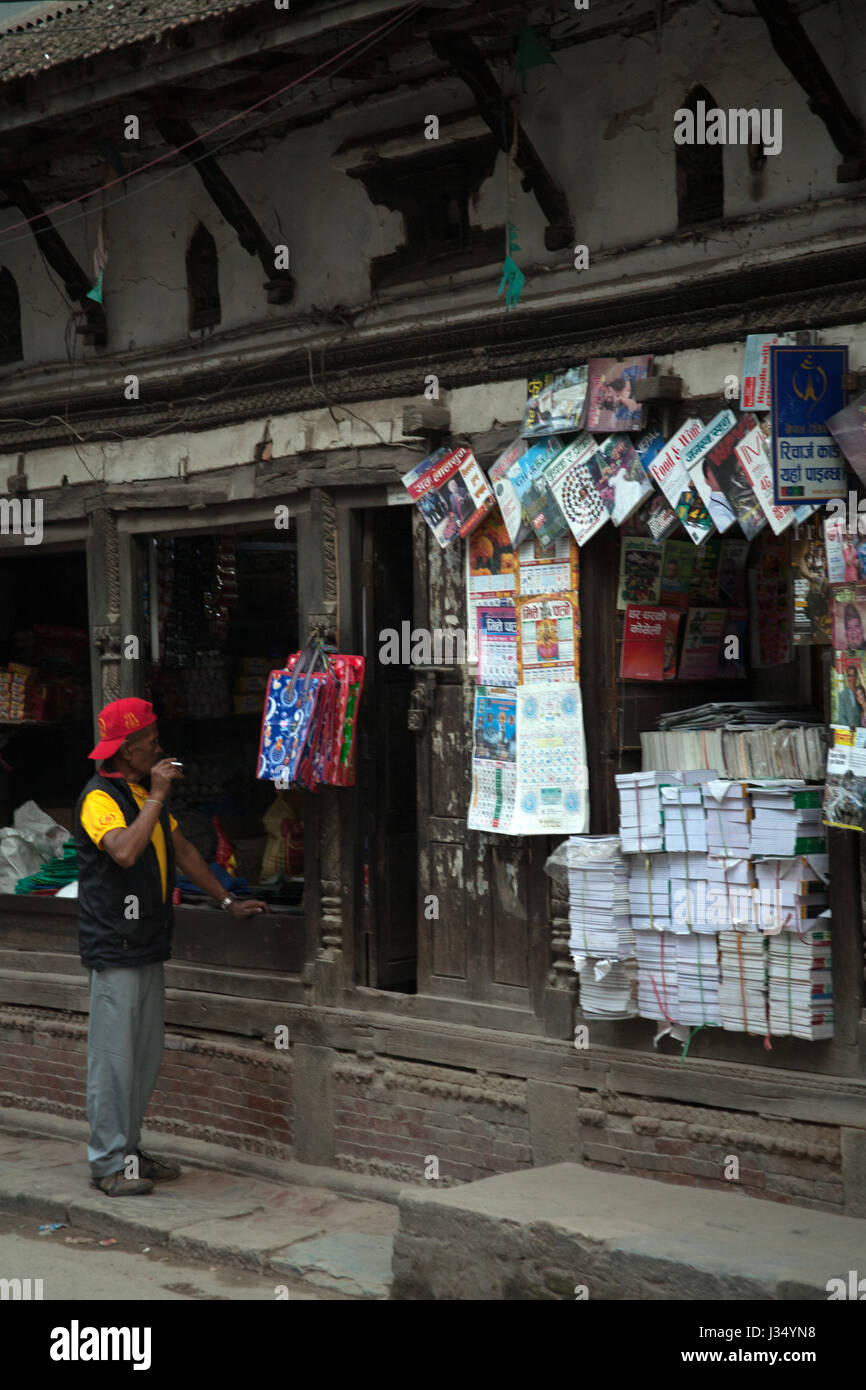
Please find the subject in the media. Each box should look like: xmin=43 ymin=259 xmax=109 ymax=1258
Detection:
xmin=89 ymin=698 xmax=158 ymax=760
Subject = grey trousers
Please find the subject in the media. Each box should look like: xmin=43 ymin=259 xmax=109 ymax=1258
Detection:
xmin=86 ymin=962 xmax=165 ymax=1180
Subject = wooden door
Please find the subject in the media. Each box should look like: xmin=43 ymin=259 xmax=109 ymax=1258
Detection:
xmin=413 ymin=513 xmax=549 ymax=1029
xmin=355 ymin=506 xmax=418 ymax=990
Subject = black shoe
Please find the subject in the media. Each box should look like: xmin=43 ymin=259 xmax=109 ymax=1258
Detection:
xmin=136 ymin=1149 xmax=181 ymax=1182
xmin=91 ymin=1171 xmax=154 ymax=1196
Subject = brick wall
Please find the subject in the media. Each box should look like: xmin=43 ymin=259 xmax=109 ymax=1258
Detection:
xmin=577 ymin=1088 xmax=843 ymax=1214
xmin=0 ymin=1007 xmax=849 ymax=1214
xmin=0 ymin=1008 xmax=293 ymax=1161
xmin=332 ymin=1056 xmax=531 ymax=1185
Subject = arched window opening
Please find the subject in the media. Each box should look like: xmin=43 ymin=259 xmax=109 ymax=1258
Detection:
xmin=0 ymin=267 xmax=23 ymax=364
xmin=676 ymin=85 xmax=724 ymax=228
xmin=187 ymin=222 xmax=221 ymax=331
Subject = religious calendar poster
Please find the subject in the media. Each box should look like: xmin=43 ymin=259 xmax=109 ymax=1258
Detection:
xmin=515 ymin=592 xmax=580 ymax=683
xmin=467 ymin=687 xmax=517 ymax=833
xmin=511 ymin=682 xmax=590 ymax=835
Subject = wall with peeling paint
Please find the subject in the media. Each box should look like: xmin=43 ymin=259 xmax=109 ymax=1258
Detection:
xmin=0 ymin=0 xmax=864 ymax=381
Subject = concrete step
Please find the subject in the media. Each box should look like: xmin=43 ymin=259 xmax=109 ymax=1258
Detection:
xmin=0 ymin=1120 xmax=397 ymax=1300
xmin=391 ymin=1162 xmax=866 ymax=1300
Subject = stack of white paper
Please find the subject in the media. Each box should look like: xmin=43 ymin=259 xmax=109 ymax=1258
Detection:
xmin=668 ymin=853 xmax=715 ymax=934
xmin=704 ymin=780 xmax=752 ymax=856
xmin=752 ymin=856 xmax=829 ymax=934
xmin=768 ymin=920 xmax=833 ymax=1039
xmin=704 ymin=855 xmax=755 ymax=929
xmin=616 ymin=771 xmax=682 ymax=853
xmin=749 ymin=781 xmax=825 ymax=857
xmin=661 ymin=784 xmax=707 ymax=853
xmin=567 ymin=836 xmax=634 ymax=960
xmin=676 ymin=933 xmax=721 ymax=1026
xmin=719 ymin=931 xmax=767 ymax=1033
xmin=635 ymin=930 xmax=679 ymax=1021
xmin=578 ymin=958 xmax=639 ymax=1019
xmin=627 ymin=853 xmax=672 ymax=931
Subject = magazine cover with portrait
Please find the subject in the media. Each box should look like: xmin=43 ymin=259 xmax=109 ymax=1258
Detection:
xmin=584 ymin=356 xmax=652 ymax=433
xmin=832 ymin=584 xmax=866 ymax=651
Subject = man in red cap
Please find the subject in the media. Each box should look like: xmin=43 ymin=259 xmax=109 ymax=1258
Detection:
xmin=75 ymin=697 xmax=267 ymax=1196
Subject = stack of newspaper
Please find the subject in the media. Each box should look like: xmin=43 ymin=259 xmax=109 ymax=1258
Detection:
xmin=752 ymin=856 xmax=829 ymax=933
xmin=627 ymin=853 xmax=671 ymax=931
xmin=668 ymin=853 xmax=711 ymax=934
xmin=704 ymin=781 xmax=751 ymax=856
xmin=616 ymin=771 xmax=681 ymax=852
xmin=642 ymin=703 xmax=826 ymax=780
xmin=676 ymin=933 xmax=721 ymax=1027
xmin=768 ymin=920 xmax=833 ymax=1039
xmin=749 ymin=782 xmax=825 ymax=857
xmin=661 ymin=783 xmax=708 ymax=853
xmin=578 ymin=958 xmax=639 ymax=1019
xmin=634 ymin=930 xmax=679 ymax=1021
xmin=719 ymin=931 xmax=767 ymax=1033
xmin=704 ymin=855 xmax=755 ymax=929
xmin=567 ymin=836 xmax=633 ymax=960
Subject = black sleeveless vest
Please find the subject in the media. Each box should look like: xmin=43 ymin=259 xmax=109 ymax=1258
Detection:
xmin=74 ymin=774 xmax=175 ymax=970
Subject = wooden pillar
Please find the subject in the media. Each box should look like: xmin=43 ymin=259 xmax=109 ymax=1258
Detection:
xmin=302 ymin=487 xmax=344 ymax=1006
xmin=86 ymin=502 xmax=123 ymax=720
xmin=543 ymin=869 xmax=577 ymax=1038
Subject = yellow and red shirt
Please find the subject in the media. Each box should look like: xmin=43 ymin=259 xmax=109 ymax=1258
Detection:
xmin=80 ymin=781 xmax=177 ymax=901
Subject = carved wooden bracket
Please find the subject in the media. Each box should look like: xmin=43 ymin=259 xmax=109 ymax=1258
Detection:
xmin=752 ymin=0 xmax=866 ymax=183
xmin=428 ymin=28 xmax=574 ymax=251
xmin=0 ymin=175 xmax=106 ymax=345
xmin=632 ymin=374 xmax=683 ymax=403
xmin=153 ymin=114 xmax=295 ymax=304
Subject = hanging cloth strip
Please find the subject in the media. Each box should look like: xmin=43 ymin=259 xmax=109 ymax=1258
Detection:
xmin=734 ymin=928 xmax=751 ymax=1035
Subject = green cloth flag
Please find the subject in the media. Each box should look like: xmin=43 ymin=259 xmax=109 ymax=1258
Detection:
xmin=515 ymin=26 xmax=556 ymax=91
xmin=497 ymin=255 xmax=525 ymax=308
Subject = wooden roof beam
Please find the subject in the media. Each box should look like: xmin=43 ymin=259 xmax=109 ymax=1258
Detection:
xmin=752 ymin=0 xmax=866 ymax=181
xmin=0 ymin=174 xmax=106 ymax=345
xmin=152 ymin=114 xmax=295 ymax=305
xmin=427 ymin=27 xmax=574 ymax=250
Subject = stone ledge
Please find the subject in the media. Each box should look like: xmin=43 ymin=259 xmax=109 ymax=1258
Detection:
xmin=391 ymin=1162 xmax=866 ymax=1300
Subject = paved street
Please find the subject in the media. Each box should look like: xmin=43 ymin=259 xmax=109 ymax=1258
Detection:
xmin=0 ymin=1209 xmax=340 ymax=1301
xmin=0 ymin=1124 xmax=397 ymax=1300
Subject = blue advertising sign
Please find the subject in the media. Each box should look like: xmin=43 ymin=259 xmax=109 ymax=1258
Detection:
xmin=770 ymin=344 xmax=848 ymax=503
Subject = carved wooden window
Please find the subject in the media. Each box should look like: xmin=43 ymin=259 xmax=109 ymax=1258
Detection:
xmin=0 ymin=267 xmax=22 ymax=364
xmin=186 ymin=222 xmax=221 ymax=331
xmin=676 ymin=86 xmax=724 ymax=228
xmin=348 ymin=137 xmax=501 ymax=291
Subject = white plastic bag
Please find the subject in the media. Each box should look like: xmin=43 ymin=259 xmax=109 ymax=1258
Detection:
xmin=0 ymin=829 xmax=44 ymax=893
xmin=13 ymin=800 xmax=68 ymax=859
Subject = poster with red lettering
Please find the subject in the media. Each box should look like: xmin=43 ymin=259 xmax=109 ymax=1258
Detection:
xmin=620 ymin=605 xmax=682 ymax=681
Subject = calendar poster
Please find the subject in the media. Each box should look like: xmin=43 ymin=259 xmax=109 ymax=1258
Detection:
xmin=467 ymin=687 xmax=517 ymax=833
xmin=512 ymin=683 xmax=589 ymax=835
xmin=515 ymin=592 xmax=580 ymax=683
xmin=477 ymin=606 xmax=517 ymax=687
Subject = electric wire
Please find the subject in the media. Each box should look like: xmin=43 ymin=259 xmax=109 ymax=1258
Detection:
xmin=0 ymin=0 xmax=425 ymax=248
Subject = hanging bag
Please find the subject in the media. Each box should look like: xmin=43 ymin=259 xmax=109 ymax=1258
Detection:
xmin=257 ymin=644 xmax=365 ymax=788
xmin=256 ymin=638 xmax=326 ymax=784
